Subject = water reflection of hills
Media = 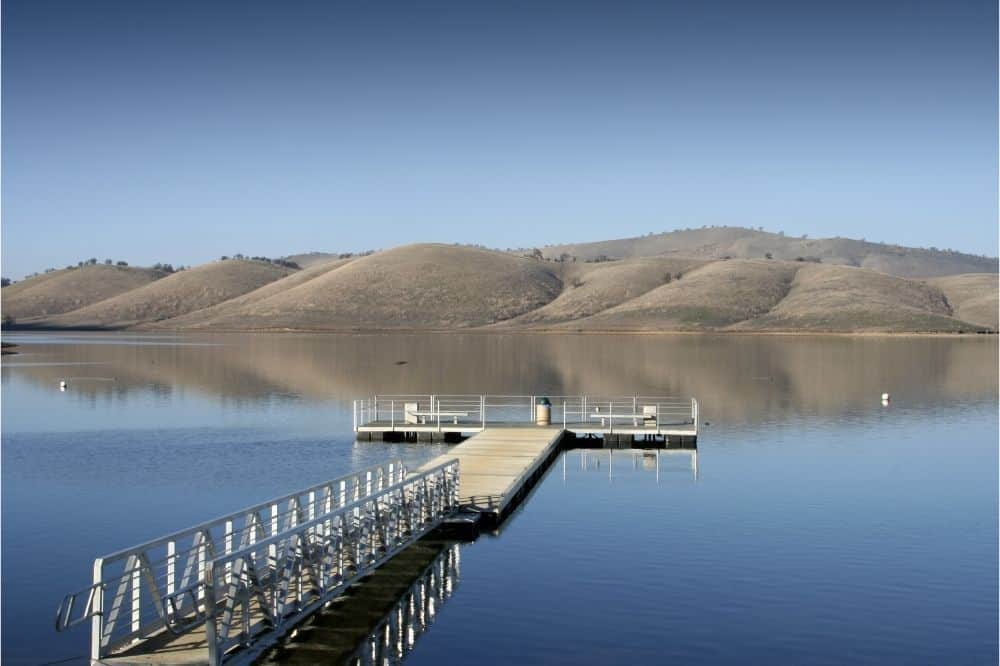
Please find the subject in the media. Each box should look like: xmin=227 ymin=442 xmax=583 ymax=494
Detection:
xmin=3 ymin=333 xmax=996 ymax=422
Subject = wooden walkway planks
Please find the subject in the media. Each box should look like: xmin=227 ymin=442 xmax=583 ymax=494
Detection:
xmin=418 ymin=427 xmax=564 ymax=517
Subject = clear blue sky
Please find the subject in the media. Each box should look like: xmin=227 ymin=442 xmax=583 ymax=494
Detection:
xmin=2 ymin=0 xmax=997 ymax=278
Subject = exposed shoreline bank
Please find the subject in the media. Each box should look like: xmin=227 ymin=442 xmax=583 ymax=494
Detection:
xmin=3 ymin=324 xmax=996 ymax=338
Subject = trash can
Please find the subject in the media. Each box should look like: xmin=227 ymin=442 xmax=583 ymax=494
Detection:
xmin=535 ymin=397 xmax=551 ymax=426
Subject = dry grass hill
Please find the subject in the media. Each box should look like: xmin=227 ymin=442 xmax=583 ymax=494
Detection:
xmin=34 ymin=260 xmax=293 ymax=328
xmin=730 ymin=264 xmax=967 ymax=332
xmin=4 ymin=236 xmax=996 ymax=334
xmin=540 ymin=226 xmax=997 ymax=279
xmin=926 ymin=274 xmax=999 ymax=330
xmin=552 ymin=260 xmax=801 ymax=331
xmin=167 ymin=244 xmax=562 ymax=330
xmin=282 ymin=252 xmax=339 ymax=268
xmin=146 ymin=258 xmax=353 ymax=329
xmin=2 ymin=264 xmax=166 ymax=321
xmin=498 ymin=256 xmax=707 ymax=327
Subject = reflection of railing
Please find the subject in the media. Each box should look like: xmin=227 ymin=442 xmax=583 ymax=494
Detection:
xmin=56 ymin=461 xmax=407 ymax=661
xmin=200 ymin=460 xmax=459 ymax=665
xmin=345 ymin=543 xmax=460 ymax=666
xmin=571 ymin=448 xmax=698 ymax=482
xmin=353 ymin=394 xmax=698 ymax=434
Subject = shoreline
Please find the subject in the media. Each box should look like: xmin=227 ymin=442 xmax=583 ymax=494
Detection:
xmin=2 ymin=324 xmax=996 ymax=339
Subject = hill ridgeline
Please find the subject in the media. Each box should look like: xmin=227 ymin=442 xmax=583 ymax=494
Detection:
xmin=3 ymin=230 xmax=996 ymax=334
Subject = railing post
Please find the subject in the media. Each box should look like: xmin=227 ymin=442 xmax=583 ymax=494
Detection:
xmin=166 ymin=541 xmax=176 ymax=596
xmin=198 ymin=533 xmax=207 ymax=602
xmin=530 ymin=396 xmax=535 ymax=423
xmin=353 ymin=400 xmax=357 ymax=431
xmin=204 ymin=562 xmax=219 ymax=666
xmin=90 ymin=558 xmax=104 ymax=662
xmin=224 ymin=521 xmax=234 ymax=584
xmin=391 ymin=400 xmax=395 ymax=430
xmin=269 ymin=505 xmax=278 ymax=566
xmin=131 ymin=558 xmax=141 ymax=636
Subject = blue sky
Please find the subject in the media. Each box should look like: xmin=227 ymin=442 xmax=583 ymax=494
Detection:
xmin=2 ymin=0 xmax=997 ymax=278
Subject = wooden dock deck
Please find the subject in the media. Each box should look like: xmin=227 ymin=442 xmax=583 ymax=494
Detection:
xmin=419 ymin=427 xmax=565 ymax=523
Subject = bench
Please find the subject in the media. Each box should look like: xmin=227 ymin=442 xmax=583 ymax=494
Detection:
xmin=404 ymin=408 xmax=469 ymax=425
xmin=588 ymin=411 xmax=657 ymax=427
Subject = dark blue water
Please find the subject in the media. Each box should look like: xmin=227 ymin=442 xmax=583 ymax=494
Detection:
xmin=2 ymin=333 xmax=996 ymax=664
xmin=412 ymin=409 xmax=997 ymax=665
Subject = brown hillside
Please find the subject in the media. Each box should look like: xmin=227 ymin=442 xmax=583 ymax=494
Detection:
xmin=557 ymin=260 xmax=801 ymax=331
xmin=39 ymin=260 xmax=294 ymax=328
xmin=732 ymin=264 xmax=980 ymax=332
xmin=540 ymin=226 xmax=997 ymax=278
xmin=282 ymin=252 xmax=340 ymax=268
xmin=148 ymin=258 xmax=353 ymax=329
xmin=191 ymin=244 xmax=562 ymax=330
xmin=2 ymin=265 xmax=165 ymax=320
xmin=499 ymin=256 xmax=707 ymax=326
xmin=926 ymin=274 xmax=999 ymax=330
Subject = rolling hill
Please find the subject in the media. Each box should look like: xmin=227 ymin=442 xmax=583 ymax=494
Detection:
xmin=497 ymin=256 xmax=708 ymax=327
xmin=146 ymin=258 xmax=353 ymax=329
xmin=35 ymin=260 xmax=294 ymax=328
xmin=5 ymin=235 xmax=996 ymax=334
xmin=282 ymin=252 xmax=340 ymax=268
xmin=729 ymin=263 xmax=971 ymax=332
xmin=165 ymin=244 xmax=563 ymax=330
xmin=2 ymin=264 xmax=166 ymax=321
xmin=549 ymin=259 xmax=802 ymax=331
xmin=539 ymin=227 xmax=997 ymax=278
xmin=926 ymin=274 xmax=999 ymax=330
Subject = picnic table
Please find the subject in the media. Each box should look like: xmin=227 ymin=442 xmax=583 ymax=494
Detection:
xmin=588 ymin=412 xmax=657 ymax=427
xmin=406 ymin=409 xmax=469 ymax=425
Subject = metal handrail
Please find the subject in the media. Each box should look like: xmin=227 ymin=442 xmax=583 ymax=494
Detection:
xmin=56 ymin=460 xmax=407 ymax=661
xmin=355 ymin=395 xmax=697 ymax=435
xmin=200 ymin=459 xmax=460 ymax=665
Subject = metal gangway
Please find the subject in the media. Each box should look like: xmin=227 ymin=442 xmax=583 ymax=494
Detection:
xmin=354 ymin=394 xmax=699 ymax=438
xmin=55 ymin=459 xmax=460 ymax=665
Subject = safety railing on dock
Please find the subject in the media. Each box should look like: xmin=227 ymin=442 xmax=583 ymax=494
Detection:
xmin=200 ymin=459 xmax=459 ymax=665
xmin=562 ymin=396 xmax=698 ymax=431
xmin=353 ymin=394 xmax=698 ymax=435
xmin=55 ymin=460 xmax=409 ymax=662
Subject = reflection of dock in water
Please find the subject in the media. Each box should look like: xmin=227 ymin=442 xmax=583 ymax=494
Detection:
xmin=569 ymin=446 xmax=699 ymax=481
xmin=261 ymin=540 xmax=459 ymax=665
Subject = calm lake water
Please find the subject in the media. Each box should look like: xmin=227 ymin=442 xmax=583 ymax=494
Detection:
xmin=2 ymin=332 xmax=997 ymax=665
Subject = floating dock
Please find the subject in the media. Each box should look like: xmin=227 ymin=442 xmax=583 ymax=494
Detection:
xmin=354 ymin=394 xmax=699 ymax=443
xmin=56 ymin=393 xmax=698 ymax=664
xmin=420 ymin=426 xmax=565 ymax=526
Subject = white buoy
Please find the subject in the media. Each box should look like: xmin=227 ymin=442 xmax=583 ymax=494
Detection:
xmin=881 ymin=392 xmax=890 ymax=404
xmin=59 ymin=380 xmax=67 ymax=390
